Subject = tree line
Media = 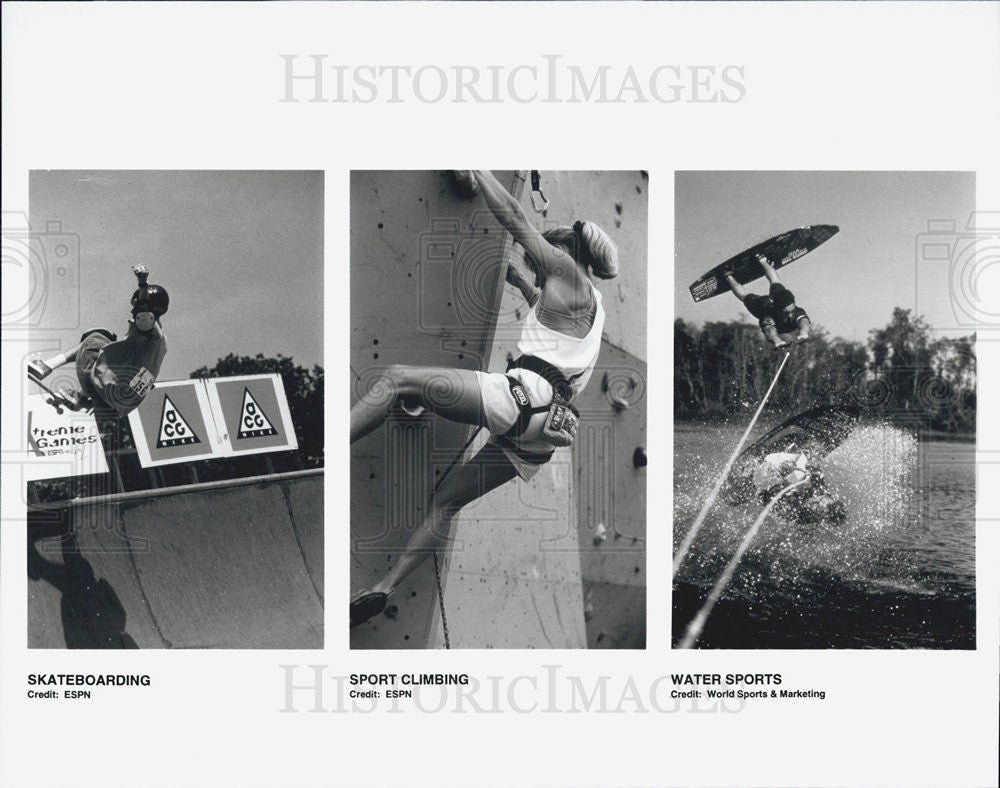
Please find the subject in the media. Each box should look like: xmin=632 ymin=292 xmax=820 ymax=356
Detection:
xmin=675 ymin=308 xmax=975 ymax=434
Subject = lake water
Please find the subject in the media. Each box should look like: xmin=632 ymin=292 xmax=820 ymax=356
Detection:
xmin=673 ymin=421 xmax=976 ymax=649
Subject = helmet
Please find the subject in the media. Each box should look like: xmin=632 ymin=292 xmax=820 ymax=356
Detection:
xmin=131 ymin=284 xmax=169 ymax=317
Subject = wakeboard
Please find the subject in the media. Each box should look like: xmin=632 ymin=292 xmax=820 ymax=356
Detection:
xmin=689 ymin=225 xmax=839 ymax=302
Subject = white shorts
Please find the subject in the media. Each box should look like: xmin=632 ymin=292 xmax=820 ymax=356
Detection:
xmin=476 ymin=368 xmax=557 ymax=480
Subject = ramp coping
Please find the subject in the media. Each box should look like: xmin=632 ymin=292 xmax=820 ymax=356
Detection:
xmin=27 ymin=468 xmax=324 ymax=511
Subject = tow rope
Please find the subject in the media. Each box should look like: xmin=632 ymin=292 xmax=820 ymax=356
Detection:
xmin=673 ymin=350 xmax=791 ymax=574
xmin=677 ymin=476 xmax=807 ymax=648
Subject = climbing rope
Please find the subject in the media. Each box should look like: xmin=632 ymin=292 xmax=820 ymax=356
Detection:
xmin=428 ymin=425 xmax=483 ymax=649
xmin=432 ymin=552 xmax=451 ymax=649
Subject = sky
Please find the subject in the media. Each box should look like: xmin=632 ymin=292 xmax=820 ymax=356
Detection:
xmin=29 ymin=171 xmax=324 ymax=379
xmin=674 ymin=171 xmax=977 ymax=343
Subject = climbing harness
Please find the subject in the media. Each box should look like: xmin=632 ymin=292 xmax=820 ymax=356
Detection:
xmin=502 ymin=378 xmax=580 ymax=448
xmin=503 ymin=355 xmax=580 ymax=447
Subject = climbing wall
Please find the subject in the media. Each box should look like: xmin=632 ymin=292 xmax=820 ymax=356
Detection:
xmin=349 ymin=170 xmax=522 ymax=649
xmin=437 ymin=172 xmax=648 ymax=648
xmin=572 ymin=342 xmax=647 ymax=649
xmin=426 ymin=433 xmax=587 ymax=649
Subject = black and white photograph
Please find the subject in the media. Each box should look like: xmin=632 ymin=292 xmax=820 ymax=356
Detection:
xmin=21 ymin=170 xmax=324 ymax=649
xmin=2 ymin=3 xmax=999 ymax=788
xmin=350 ymin=170 xmax=647 ymax=648
xmin=672 ymin=171 xmax=977 ymax=649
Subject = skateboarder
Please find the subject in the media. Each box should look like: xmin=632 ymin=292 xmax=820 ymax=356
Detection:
xmin=28 ymin=265 xmax=168 ymax=416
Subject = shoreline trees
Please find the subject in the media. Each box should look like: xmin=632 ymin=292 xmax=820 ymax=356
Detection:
xmin=675 ymin=308 xmax=975 ymax=435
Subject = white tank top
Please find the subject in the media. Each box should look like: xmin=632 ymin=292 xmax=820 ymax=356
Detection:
xmin=517 ymin=282 xmax=604 ymax=396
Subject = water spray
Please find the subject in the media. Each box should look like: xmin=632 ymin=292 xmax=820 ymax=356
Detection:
xmin=678 ymin=476 xmax=808 ymax=648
